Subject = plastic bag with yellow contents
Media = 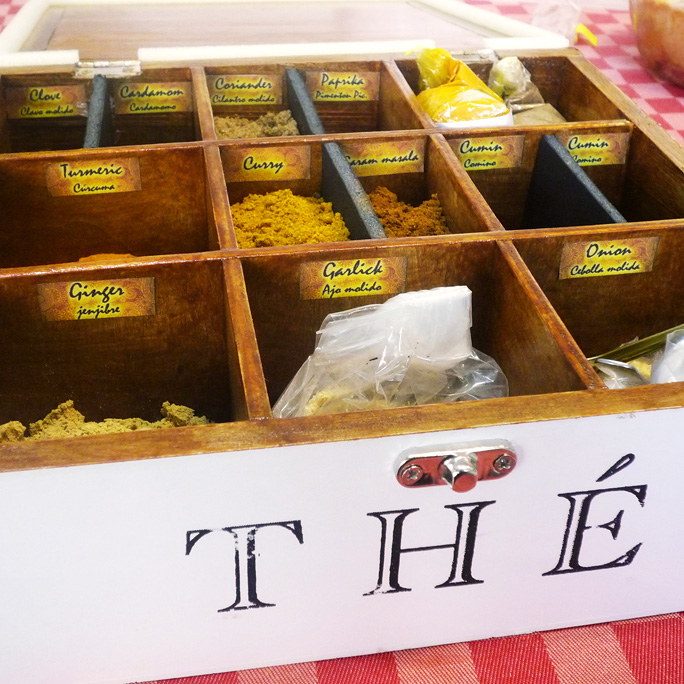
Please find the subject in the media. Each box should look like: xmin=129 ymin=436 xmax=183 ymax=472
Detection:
xmin=415 ymin=48 xmax=512 ymax=127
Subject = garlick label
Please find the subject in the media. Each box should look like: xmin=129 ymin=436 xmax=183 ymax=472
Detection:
xmin=453 ymin=135 xmax=524 ymax=170
xmin=559 ymin=237 xmax=660 ymax=279
xmin=225 ymin=146 xmax=311 ymax=182
xmin=6 ymin=85 xmax=87 ymax=118
xmin=300 ymin=257 xmax=407 ymax=299
xmin=46 ymin=158 xmax=142 ymax=197
xmin=340 ymin=140 xmax=425 ymax=177
xmin=113 ymin=82 xmax=193 ymax=114
xmin=208 ymin=74 xmax=282 ymax=105
xmin=37 ymin=278 xmax=156 ymax=321
xmin=306 ymin=71 xmax=380 ymax=102
xmin=556 ymin=132 xmax=630 ymax=166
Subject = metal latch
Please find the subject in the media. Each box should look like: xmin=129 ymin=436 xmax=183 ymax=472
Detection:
xmin=396 ymin=442 xmax=517 ymax=493
xmin=74 ymin=60 xmax=142 ymax=78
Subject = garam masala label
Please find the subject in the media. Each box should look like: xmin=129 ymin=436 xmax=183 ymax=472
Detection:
xmin=300 ymin=257 xmax=407 ymax=299
xmin=556 ymin=132 xmax=630 ymax=166
xmin=340 ymin=139 xmax=425 ymax=177
xmin=37 ymin=278 xmax=156 ymax=321
xmin=225 ymin=145 xmax=311 ymax=182
xmin=452 ymin=135 xmax=525 ymax=170
xmin=208 ymin=74 xmax=282 ymax=105
xmin=306 ymin=71 xmax=380 ymax=102
xmin=559 ymin=237 xmax=660 ymax=279
xmin=113 ymin=81 xmax=193 ymax=114
xmin=45 ymin=158 xmax=142 ymax=197
xmin=6 ymin=84 xmax=87 ymax=118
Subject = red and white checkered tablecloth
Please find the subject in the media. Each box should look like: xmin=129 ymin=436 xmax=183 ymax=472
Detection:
xmin=1 ymin=1 xmax=683 ymax=682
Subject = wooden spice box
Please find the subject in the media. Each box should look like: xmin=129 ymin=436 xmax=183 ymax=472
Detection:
xmin=2 ymin=48 xmax=684 ymax=684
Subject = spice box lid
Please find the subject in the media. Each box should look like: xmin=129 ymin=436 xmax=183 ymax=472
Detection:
xmin=0 ymin=0 xmax=569 ymax=69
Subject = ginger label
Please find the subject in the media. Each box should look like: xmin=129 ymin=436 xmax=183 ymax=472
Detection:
xmin=46 ymin=158 xmax=141 ymax=197
xmin=307 ymin=71 xmax=379 ymax=102
xmin=225 ymin=145 xmax=311 ymax=182
xmin=559 ymin=237 xmax=659 ymax=279
xmin=340 ymin=139 xmax=425 ymax=177
xmin=37 ymin=278 xmax=156 ymax=321
xmin=453 ymin=135 xmax=524 ymax=170
xmin=556 ymin=132 xmax=630 ymax=166
xmin=209 ymin=74 xmax=282 ymax=105
xmin=300 ymin=257 xmax=407 ymax=299
xmin=6 ymin=85 xmax=87 ymax=118
xmin=113 ymin=82 xmax=192 ymax=114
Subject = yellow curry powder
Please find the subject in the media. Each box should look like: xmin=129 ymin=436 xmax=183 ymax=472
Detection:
xmin=368 ymin=186 xmax=450 ymax=238
xmin=231 ymin=189 xmax=350 ymax=248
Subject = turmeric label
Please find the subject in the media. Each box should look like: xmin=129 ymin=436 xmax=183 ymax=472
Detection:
xmin=37 ymin=278 xmax=156 ymax=321
xmin=556 ymin=132 xmax=630 ymax=166
xmin=231 ymin=189 xmax=350 ymax=248
xmin=559 ymin=237 xmax=660 ymax=279
xmin=209 ymin=74 xmax=282 ymax=105
xmin=6 ymin=84 xmax=87 ymax=118
xmin=225 ymin=145 xmax=310 ymax=182
xmin=113 ymin=82 xmax=192 ymax=114
xmin=341 ymin=139 xmax=425 ymax=177
xmin=46 ymin=158 xmax=141 ymax=197
xmin=368 ymin=186 xmax=450 ymax=238
xmin=300 ymin=257 xmax=407 ymax=299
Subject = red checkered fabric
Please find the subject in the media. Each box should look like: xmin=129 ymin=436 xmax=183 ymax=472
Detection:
xmin=1 ymin=1 xmax=683 ymax=682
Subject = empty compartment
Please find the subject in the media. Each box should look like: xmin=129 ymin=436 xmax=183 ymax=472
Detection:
xmin=221 ymin=138 xmax=384 ymax=249
xmin=297 ymin=60 xmax=425 ymax=134
xmin=240 ymin=239 xmax=596 ymax=412
xmin=395 ymin=52 xmax=632 ymax=127
xmin=0 ymin=257 xmax=253 ymax=437
xmin=513 ymin=226 xmax=684 ymax=364
xmin=444 ymin=123 xmax=684 ymax=231
xmin=0 ymin=72 xmax=92 ymax=153
xmin=0 ymin=145 xmax=221 ymax=268
xmin=342 ymin=133 xmax=500 ymax=237
xmin=108 ymin=68 xmax=199 ymax=145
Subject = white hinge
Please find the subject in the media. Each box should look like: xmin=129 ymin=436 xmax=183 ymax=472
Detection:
xmin=74 ymin=60 xmax=142 ymax=78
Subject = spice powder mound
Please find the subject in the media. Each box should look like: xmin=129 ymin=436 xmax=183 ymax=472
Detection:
xmin=230 ymin=189 xmax=350 ymax=248
xmin=214 ymin=110 xmax=299 ymax=139
xmin=368 ymin=186 xmax=450 ymax=237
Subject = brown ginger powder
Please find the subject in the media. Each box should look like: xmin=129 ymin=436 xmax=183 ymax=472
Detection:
xmin=231 ymin=189 xmax=350 ymax=248
xmin=368 ymin=186 xmax=450 ymax=237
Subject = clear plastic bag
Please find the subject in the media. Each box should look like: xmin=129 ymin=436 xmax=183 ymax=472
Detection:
xmin=650 ymin=330 xmax=684 ymax=383
xmin=272 ymin=287 xmax=508 ymax=418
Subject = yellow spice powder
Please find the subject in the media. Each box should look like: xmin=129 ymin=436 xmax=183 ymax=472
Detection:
xmin=231 ymin=189 xmax=350 ymax=248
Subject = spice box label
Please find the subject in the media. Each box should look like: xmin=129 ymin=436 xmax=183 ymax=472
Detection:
xmin=559 ymin=237 xmax=660 ymax=279
xmin=37 ymin=278 xmax=156 ymax=321
xmin=453 ymin=135 xmax=524 ymax=170
xmin=340 ymin=139 xmax=425 ymax=177
xmin=5 ymin=84 xmax=87 ymax=118
xmin=225 ymin=145 xmax=311 ymax=182
xmin=300 ymin=257 xmax=407 ymax=299
xmin=306 ymin=71 xmax=380 ymax=102
xmin=45 ymin=157 xmax=142 ymax=197
xmin=208 ymin=74 xmax=282 ymax=105
xmin=556 ymin=132 xmax=630 ymax=166
xmin=113 ymin=82 xmax=193 ymax=114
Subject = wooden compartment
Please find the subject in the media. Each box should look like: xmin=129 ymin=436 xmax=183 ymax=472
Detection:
xmin=0 ymin=72 xmax=91 ymax=152
xmin=396 ymin=51 xmax=636 ymax=128
xmin=513 ymin=224 xmax=684 ymax=360
xmin=341 ymin=132 xmax=500 ymax=236
xmin=0 ymin=255 xmax=258 ymax=430
xmin=240 ymin=238 xmax=597 ymax=409
xmin=444 ymin=122 xmax=684 ymax=231
xmin=107 ymin=67 xmax=199 ymax=145
xmin=220 ymin=137 xmax=385 ymax=248
xmin=0 ymin=144 xmax=224 ymax=268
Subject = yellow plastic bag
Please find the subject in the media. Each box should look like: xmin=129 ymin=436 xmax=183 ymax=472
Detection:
xmin=415 ymin=48 xmax=509 ymax=124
